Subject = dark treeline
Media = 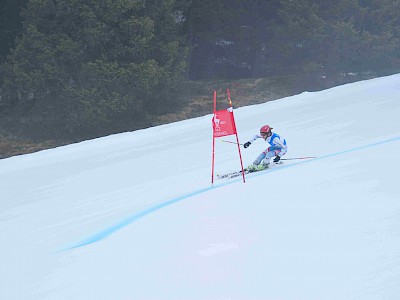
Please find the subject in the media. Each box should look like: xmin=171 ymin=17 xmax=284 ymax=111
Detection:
xmin=187 ymin=0 xmax=400 ymax=79
xmin=1 ymin=0 xmax=399 ymax=140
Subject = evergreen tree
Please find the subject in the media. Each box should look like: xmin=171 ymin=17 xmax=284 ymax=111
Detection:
xmin=358 ymin=0 xmax=400 ymax=73
xmin=182 ymin=0 xmax=400 ymax=79
xmin=271 ymin=0 xmax=326 ymax=75
xmin=262 ymin=0 xmax=400 ymax=77
xmin=0 ymin=0 xmax=187 ymax=138
xmin=0 ymin=0 xmax=28 ymax=62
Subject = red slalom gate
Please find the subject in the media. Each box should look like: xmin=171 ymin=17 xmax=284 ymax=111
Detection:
xmin=211 ymin=89 xmax=245 ymax=184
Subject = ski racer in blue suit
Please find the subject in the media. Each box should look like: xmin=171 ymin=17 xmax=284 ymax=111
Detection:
xmin=243 ymin=125 xmax=287 ymax=170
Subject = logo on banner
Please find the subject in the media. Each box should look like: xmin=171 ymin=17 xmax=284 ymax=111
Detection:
xmin=212 ymin=109 xmax=236 ymax=138
xmin=213 ymin=114 xmax=223 ymax=132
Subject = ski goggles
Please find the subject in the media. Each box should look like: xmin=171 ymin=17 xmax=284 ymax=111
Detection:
xmin=260 ymin=132 xmax=271 ymax=137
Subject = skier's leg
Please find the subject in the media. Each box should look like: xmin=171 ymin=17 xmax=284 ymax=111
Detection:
xmin=246 ymin=151 xmax=266 ymax=171
xmin=261 ymin=150 xmax=276 ymax=167
xmin=253 ymin=151 xmax=266 ymax=165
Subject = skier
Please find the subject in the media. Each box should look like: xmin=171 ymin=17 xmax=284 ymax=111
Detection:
xmin=243 ymin=125 xmax=287 ymax=171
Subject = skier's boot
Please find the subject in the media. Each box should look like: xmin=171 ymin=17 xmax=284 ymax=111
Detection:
xmin=246 ymin=164 xmax=257 ymax=173
xmin=246 ymin=164 xmax=266 ymax=173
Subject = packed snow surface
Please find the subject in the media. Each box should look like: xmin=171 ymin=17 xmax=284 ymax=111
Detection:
xmin=1 ymin=74 xmax=400 ymax=299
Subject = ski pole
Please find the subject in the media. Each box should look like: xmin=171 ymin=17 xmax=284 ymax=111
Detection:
xmin=221 ymin=140 xmax=243 ymax=146
xmin=280 ymin=156 xmax=316 ymax=161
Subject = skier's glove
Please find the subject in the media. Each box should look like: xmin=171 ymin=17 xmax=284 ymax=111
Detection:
xmin=244 ymin=142 xmax=251 ymax=148
xmin=273 ymin=156 xmax=281 ymax=163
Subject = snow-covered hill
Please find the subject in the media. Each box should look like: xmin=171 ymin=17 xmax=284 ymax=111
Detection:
xmin=1 ymin=74 xmax=400 ymax=300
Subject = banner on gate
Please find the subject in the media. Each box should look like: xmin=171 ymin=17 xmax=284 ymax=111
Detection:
xmin=212 ymin=108 xmax=237 ymax=138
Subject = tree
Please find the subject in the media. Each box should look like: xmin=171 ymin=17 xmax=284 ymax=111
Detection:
xmin=0 ymin=0 xmax=28 ymax=63
xmin=182 ymin=0 xmax=400 ymax=79
xmin=358 ymin=0 xmax=400 ymax=74
xmin=0 ymin=0 xmax=187 ymax=138
xmin=271 ymin=0 xmax=326 ymax=75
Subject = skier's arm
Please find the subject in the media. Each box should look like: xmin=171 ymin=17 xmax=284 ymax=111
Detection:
xmin=248 ymin=134 xmax=261 ymax=143
xmin=244 ymin=135 xmax=261 ymax=148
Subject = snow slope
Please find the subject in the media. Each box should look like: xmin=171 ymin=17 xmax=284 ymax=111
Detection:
xmin=1 ymin=74 xmax=400 ymax=300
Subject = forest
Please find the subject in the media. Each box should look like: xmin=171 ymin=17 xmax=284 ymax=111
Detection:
xmin=1 ymin=0 xmax=399 ymax=143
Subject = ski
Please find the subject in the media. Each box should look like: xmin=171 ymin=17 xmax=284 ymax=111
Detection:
xmin=217 ymin=162 xmax=284 ymax=179
xmin=216 ymin=170 xmax=244 ymax=179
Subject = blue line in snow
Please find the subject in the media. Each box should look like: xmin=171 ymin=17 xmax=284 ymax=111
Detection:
xmin=247 ymin=136 xmax=400 ymax=178
xmin=58 ymin=186 xmax=214 ymax=252
xmin=59 ymin=136 xmax=400 ymax=252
